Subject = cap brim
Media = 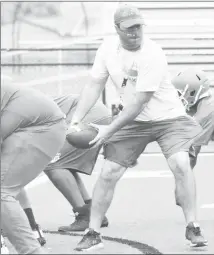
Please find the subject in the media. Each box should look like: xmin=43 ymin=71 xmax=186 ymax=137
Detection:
xmin=120 ymin=18 xmax=145 ymax=28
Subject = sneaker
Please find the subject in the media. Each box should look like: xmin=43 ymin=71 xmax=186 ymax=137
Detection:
xmin=74 ymin=228 xmax=104 ymax=251
xmin=185 ymin=222 xmax=208 ymax=247
xmin=58 ymin=214 xmax=109 ymax=232
xmin=32 ymin=224 xmax=46 ymax=246
xmin=1 ymin=235 xmax=9 ymax=254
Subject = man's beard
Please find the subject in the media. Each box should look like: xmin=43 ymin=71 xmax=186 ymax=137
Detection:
xmin=117 ymin=29 xmax=142 ymax=51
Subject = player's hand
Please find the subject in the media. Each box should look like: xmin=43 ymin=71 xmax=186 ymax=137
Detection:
xmin=88 ymin=123 xmax=112 ymax=148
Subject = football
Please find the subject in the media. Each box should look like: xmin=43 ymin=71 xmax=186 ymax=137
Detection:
xmin=66 ymin=123 xmax=98 ymax=149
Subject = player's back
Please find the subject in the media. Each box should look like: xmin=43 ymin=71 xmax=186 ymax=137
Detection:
xmin=53 ymin=94 xmax=79 ymax=116
xmin=194 ymin=92 xmax=214 ymax=125
xmin=1 ymin=82 xmax=65 ymax=127
xmin=191 ymin=91 xmax=214 ymax=144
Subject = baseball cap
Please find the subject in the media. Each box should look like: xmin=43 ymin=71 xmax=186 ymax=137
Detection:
xmin=114 ymin=4 xmax=145 ymax=28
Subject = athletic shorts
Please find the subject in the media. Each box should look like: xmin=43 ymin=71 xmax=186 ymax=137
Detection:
xmin=1 ymin=119 xmax=66 ymax=197
xmin=45 ymin=101 xmax=111 ymax=175
xmin=192 ymin=112 xmax=214 ymax=146
xmin=103 ymin=115 xmax=203 ymax=168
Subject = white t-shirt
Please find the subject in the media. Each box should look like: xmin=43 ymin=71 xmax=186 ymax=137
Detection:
xmin=91 ymin=36 xmax=186 ymax=121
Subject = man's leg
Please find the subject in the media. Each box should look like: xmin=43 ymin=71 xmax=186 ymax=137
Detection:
xmin=17 ymin=188 xmax=46 ymax=246
xmin=1 ymin=135 xmax=48 ymax=254
xmin=167 ymin=151 xmax=207 ymax=247
xmin=45 ymin=168 xmax=86 ymax=208
xmin=89 ymin=161 xmax=127 ymax=231
xmin=1 ymin=120 xmax=65 ymax=254
xmin=45 ymin=168 xmax=108 ymax=231
xmin=75 ymin=160 xmax=127 ymax=251
xmin=156 ymin=116 xmax=208 ymax=247
xmin=74 ymin=122 xmax=153 ymax=251
xmin=73 ymin=172 xmax=91 ymax=203
xmin=167 ymin=151 xmax=197 ymax=224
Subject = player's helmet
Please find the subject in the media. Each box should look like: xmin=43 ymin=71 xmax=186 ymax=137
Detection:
xmin=172 ymin=68 xmax=210 ymax=109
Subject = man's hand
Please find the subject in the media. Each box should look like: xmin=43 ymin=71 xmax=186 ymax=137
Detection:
xmin=88 ymin=123 xmax=113 ymax=148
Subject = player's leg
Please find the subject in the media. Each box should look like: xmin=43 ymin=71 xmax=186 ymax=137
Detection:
xmin=73 ymin=172 xmax=91 ymax=203
xmin=45 ymin=168 xmax=85 ymax=209
xmin=64 ymin=171 xmax=109 ymax=231
xmin=156 ymin=116 xmax=208 ymax=247
xmin=75 ymin=121 xmax=153 ymax=251
xmin=45 ymin=168 xmax=109 ymax=232
xmin=1 ymin=135 xmax=48 ymax=254
xmin=1 ymin=120 xmax=66 ymax=254
xmin=17 ymin=188 xmax=46 ymax=246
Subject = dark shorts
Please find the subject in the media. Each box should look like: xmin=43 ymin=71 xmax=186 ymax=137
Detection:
xmin=45 ymin=101 xmax=111 ymax=175
xmin=103 ymin=115 xmax=203 ymax=168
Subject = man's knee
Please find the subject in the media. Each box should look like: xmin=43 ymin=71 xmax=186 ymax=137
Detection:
xmin=167 ymin=151 xmax=191 ymax=177
xmin=100 ymin=160 xmax=126 ymax=183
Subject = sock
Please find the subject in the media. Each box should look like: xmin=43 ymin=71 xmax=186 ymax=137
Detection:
xmin=24 ymin=208 xmax=37 ymax=229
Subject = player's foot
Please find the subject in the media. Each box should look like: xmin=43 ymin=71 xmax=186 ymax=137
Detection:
xmin=32 ymin=224 xmax=46 ymax=246
xmin=74 ymin=228 xmax=104 ymax=251
xmin=1 ymin=235 xmax=9 ymax=254
xmin=58 ymin=214 xmax=109 ymax=232
xmin=185 ymin=222 xmax=208 ymax=247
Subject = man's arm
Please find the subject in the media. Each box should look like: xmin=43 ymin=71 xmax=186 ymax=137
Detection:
xmin=71 ymin=41 xmax=109 ymax=125
xmin=89 ymin=91 xmax=154 ymax=146
xmin=105 ymin=91 xmax=153 ymax=136
xmin=71 ymin=76 xmax=107 ymax=124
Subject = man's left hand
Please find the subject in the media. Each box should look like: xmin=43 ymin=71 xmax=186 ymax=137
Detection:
xmin=89 ymin=123 xmax=112 ymax=148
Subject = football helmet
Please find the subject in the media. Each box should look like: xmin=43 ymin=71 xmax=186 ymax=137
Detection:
xmin=172 ymin=68 xmax=210 ymax=109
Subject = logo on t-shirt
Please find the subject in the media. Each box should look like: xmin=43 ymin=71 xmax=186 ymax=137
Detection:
xmin=122 ymin=61 xmax=138 ymax=84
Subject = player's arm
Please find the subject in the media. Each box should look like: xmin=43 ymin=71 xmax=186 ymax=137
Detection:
xmin=71 ymin=43 xmax=109 ymax=125
xmin=71 ymin=76 xmax=107 ymax=124
xmin=102 ymin=91 xmax=153 ymax=135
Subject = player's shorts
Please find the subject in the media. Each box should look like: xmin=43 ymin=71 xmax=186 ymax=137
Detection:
xmin=1 ymin=119 xmax=66 ymax=197
xmin=44 ymin=101 xmax=111 ymax=175
xmin=192 ymin=112 xmax=214 ymax=146
xmin=188 ymin=111 xmax=214 ymax=168
xmin=103 ymin=115 xmax=203 ymax=168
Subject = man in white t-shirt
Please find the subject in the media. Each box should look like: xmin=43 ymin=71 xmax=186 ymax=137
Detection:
xmin=68 ymin=4 xmax=207 ymax=250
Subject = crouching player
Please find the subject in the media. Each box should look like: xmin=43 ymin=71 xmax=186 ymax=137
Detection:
xmin=172 ymin=68 xmax=214 ymax=169
xmin=44 ymin=94 xmax=112 ymax=232
xmin=15 ymin=94 xmax=111 ymax=234
xmin=1 ymin=82 xmax=66 ymax=254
